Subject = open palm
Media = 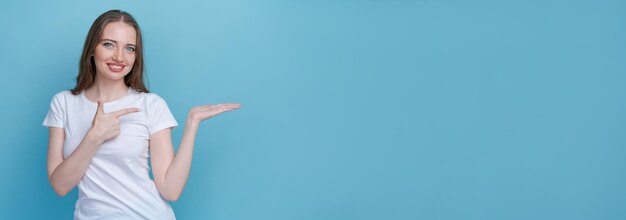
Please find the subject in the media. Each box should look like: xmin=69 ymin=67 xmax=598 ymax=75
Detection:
xmin=188 ymin=103 xmax=241 ymax=123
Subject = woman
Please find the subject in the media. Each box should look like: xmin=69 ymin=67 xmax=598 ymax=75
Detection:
xmin=42 ymin=10 xmax=240 ymax=219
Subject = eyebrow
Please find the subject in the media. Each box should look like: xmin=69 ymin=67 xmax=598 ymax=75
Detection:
xmin=101 ymin=38 xmax=136 ymax=47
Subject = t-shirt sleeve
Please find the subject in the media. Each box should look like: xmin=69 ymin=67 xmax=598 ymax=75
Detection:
xmin=148 ymin=95 xmax=178 ymax=135
xmin=42 ymin=93 xmax=65 ymax=128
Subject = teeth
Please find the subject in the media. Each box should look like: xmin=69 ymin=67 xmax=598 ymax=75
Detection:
xmin=109 ymin=64 xmax=123 ymax=70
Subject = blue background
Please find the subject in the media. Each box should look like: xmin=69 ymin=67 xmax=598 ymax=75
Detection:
xmin=1 ymin=0 xmax=625 ymax=219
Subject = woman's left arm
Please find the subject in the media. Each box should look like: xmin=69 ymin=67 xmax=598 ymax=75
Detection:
xmin=150 ymin=103 xmax=240 ymax=201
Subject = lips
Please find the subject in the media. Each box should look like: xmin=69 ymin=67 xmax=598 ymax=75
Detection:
xmin=107 ymin=63 xmax=126 ymax=73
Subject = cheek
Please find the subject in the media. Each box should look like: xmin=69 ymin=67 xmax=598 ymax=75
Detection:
xmin=93 ymin=48 xmax=109 ymax=63
xmin=127 ymin=54 xmax=137 ymax=67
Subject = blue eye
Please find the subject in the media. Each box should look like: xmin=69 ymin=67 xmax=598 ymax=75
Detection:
xmin=126 ymin=47 xmax=136 ymax=52
xmin=103 ymin=42 xmax=114 ymax=48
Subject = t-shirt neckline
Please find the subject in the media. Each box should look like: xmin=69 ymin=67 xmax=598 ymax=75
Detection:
xmin=80 ymin=87 xmax=133 ymax=106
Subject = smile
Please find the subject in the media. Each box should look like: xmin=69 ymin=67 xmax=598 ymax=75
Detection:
xmin=107 ymin=63 xmax=126 ymax=72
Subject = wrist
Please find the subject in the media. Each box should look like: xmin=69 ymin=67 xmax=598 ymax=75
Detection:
xmin=86 ymin=129 xmax=105 ymax=145
xmin=185 ymin=118 xmax=200 ymax=129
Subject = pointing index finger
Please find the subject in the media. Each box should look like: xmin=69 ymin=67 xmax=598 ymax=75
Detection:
xmin=111 ymin=108 xmax=141 ymax=117
xmin=96 ymin=99 xmax=105 ymax=115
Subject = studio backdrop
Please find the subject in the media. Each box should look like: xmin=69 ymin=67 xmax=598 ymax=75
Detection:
xmin=1 ymin=0 xmax=625 ymax=219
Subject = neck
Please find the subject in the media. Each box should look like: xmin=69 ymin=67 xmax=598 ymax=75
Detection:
xmin=85 ymin=76 xmax=129 ymax=103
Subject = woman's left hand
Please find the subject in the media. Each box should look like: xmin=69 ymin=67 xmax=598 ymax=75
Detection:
xmin=188 ymin=103 xmax=241 ymax=125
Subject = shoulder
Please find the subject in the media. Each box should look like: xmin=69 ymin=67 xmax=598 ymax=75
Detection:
xmin=50 ymin=90 xmax=77 ymax=103
xmin=52 ymin=90 xmax=73 ymax=98
xmin=144 ymin=92 xmax=165 ymax=101
xmin=134 ymin=90 xmax=170 ymax=107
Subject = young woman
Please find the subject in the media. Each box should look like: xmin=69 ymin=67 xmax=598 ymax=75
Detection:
xmin=42 ymin=10 xmax=240 ymax=219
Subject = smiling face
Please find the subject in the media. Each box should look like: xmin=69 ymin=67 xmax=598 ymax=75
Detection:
xmin=93 ymin=21 xmax=137 ymax=82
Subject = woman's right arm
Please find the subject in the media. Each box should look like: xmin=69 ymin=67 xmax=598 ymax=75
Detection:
xmin=47 ymin=127 xmax=104 ymax=196
xmin=47 ymin=100 xmax=140 ymax=196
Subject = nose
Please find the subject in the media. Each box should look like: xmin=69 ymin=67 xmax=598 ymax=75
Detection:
xmin=112 ymin=47 xmax=124 ymax=62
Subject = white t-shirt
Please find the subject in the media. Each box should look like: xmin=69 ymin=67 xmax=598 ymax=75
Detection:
xmin=43 ymin=88 xmax=178 ymax=220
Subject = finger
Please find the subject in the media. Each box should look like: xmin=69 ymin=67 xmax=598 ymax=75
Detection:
xmin=213 ymin=103 xmax=240 ymax=109
xmin=225 ymin=103 xmax=241 ymax=107
xmin=201 ymin=103 xmax=240 ymax=110
xmin=219 ymin=104 xmax=241 ymax=109
xmin=96 ymin=99 xmax=105 ymax=115
xmin=216 ymin=108 xmax=237 ymax=114
xmin=201 ymin=109 xmax=230 ymax=118
xmin=111 ymin=108 xmax=141 ymax=117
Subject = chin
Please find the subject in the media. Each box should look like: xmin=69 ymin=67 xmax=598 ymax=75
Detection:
xmin=103 ymin=71 xmax=130 ymax=81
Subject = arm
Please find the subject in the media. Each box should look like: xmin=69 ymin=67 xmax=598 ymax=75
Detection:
xmin=47 ymin=100 xmax=140 ymax=196
xmin=47 ymin=128 xmax=104 ymax=196
xmin=150 ymin=103 xmax=240 ymax=201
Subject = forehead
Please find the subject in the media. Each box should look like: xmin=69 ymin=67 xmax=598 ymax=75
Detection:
xmin=101 ymin=22 xmax=137 ymax=44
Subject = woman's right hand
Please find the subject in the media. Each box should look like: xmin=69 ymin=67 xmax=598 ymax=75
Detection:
xmin=89 ymin=99 xmax=141 ymax=143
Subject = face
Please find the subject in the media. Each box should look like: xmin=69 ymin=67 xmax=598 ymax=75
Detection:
xmin=93 ymin=21 xmax=137 ymax=81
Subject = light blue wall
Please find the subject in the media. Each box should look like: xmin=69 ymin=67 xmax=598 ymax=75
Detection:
xmin=1 ymin=0 xmax=625 ymax=219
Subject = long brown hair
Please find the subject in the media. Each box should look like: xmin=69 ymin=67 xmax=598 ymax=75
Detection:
xmin=71 ymin=9 xmax=149 ymax=95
